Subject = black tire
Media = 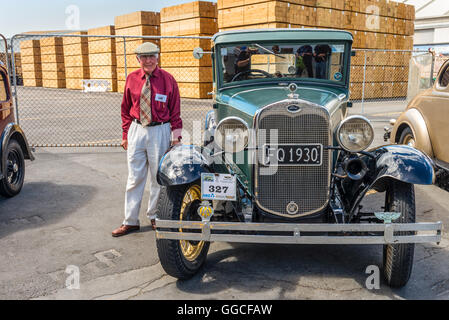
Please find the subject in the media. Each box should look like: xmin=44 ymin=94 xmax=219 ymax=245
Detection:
xmin=399 ymin=127 xmax=415 ymax=147
xmin=382 ymin=180 xmax=416 ymax=288
xmin=156 ymin=181 xmax=210 ymax=280
xmin=0 ymin=139 xmax=25 ymax=198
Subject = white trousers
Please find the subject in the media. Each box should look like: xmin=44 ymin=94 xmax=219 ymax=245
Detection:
xmin=123 ymin=121 xmax=171 ymax=226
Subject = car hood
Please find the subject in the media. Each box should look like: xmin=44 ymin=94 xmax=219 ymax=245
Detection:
xmin=217 ymin=84 xmax=346 ymax=116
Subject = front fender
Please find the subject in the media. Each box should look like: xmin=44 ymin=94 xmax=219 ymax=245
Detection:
xmin=371 ymin=144 xmax=435 ymax=189
xmin=391 ymin=108 xmax=433 ymax=158
xmin=157 ymin=145 xmax=212 ymax=186
xmin=347 ymin=144 xmax=435 ymax=215
xmin=1 ymin=123 xmax=34 ymax=179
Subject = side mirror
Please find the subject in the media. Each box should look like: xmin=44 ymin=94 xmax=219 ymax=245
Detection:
xmin=193 ymin=47 xmax=204 ymax=59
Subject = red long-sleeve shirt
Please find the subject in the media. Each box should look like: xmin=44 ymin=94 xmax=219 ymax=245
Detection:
xmin=121 ymin=66 xmax=182 ymax=141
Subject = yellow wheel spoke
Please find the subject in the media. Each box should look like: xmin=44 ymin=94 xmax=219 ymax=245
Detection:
xmin=179 ymin=184 xmax=205 ymax=262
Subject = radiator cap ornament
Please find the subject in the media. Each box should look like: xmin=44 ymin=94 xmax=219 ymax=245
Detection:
xmin=286 ymin=201 xmax=299 ymax=215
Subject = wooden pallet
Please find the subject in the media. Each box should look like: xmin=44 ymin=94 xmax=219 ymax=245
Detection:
xmin=160 ymin=38 xmax=212 ymax=52
xmin=66 ymin=78 xmax=84 ymax=90
xmin=63 ymin=43 xmax=89 ymax=56
xmin=160 ymin=51 xmax=212 ymax=67
xmin=161 ymin=17 xmax=218 ymax=36
xmin=88 ymin=53 xmax=117 ymax=66
xmin=40 ymin=37 xmax=63 ymax=47
xmin=23 ymin=78 xmax=43 ymax=87
xmin=22 ymin=64 xmax=42 ymax=72
xmin=115 ymin=25 xmax=160 ymax=38
xmin=116 ymin=54 xmax=140 ymax=69
xmin=161 ymin=1 xmax=217 ymax=23
xmin=40 ymin=62 xmax=65 ymax=72
xmin=89 ymin=66 xmax=117 ymax=79
xmin=115 ymin=11 xmax=160 ymax=29
xmin=65 ymin=66 xmax=90 ymax=78
xmin=21 ymin=55 xmax=41 ymax=64
xmin=42 ymin=79 xmax=66 ymax=88
xmin=62 ymin=31 xmax=88 ymax=45
xmin=88 ymin=39 xmax=116 ymax=54
xmin=41 ymin=54 xmax=64 ymax=63
xmin=162 ymin=66 xmax=213 ymax=82
xmin=42 ymin=71 xmax=66 ymax=80
xmin=64 ymin=55 xmax=89 ymax=67
xmin=88 ymin=25 xmax=115 ymax=36
xmin=178 ymin=82 xmax=213 ymax=99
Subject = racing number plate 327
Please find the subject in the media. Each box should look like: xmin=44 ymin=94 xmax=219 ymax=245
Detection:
xmin=263 ymin=144 xmax=323 ymax=166
xmin=201 ymin=173 xmax=236 ymax=201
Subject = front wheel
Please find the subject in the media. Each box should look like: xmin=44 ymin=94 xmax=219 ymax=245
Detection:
xmin=0 ymin=139 xmax=25 ymax=198
xmin=156 ymin=182 xmax=210 ymax=280
xmin=382 ymin=180 xmax=416 ymax=288
xmin=399 ymin=127 xmax=415 ymax=148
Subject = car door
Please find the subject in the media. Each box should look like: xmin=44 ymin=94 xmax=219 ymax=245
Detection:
xmin=0 ymin=67 xmax=13 ymax=125
xmin=415 ymin=60 xmax=449 ymax=163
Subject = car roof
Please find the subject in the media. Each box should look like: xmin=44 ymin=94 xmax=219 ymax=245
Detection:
xmin=213 ymin=28 xmax=354 ymax=45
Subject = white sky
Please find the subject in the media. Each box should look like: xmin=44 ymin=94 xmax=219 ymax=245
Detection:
xmin=0 ymin=0 xmax=216 ymax=38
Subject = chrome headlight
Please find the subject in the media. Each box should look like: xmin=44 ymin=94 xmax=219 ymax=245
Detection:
xmin=215 ymin=117 xmax=249 ymax=153
xmin=337 ymin=116 xmax=374 ymax=152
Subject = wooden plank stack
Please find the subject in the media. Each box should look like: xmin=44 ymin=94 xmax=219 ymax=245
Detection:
xmin=217 ymin=0 xmax=415 ymax=99
xmin=14 ymin=53 xmax=22 ymax=81
xmin=40 ymin=37 xmax=66 ymax=88
xmin=114 ymin=11 xmax=161 ymax=93
xmin=63 ymin=31 xmax=90 ymax=90
xmin=160 ymin=1 xmax=217 ymax=99
xmin=87 ymin=26 xmax=117 ymax=92
xmin=20 ymin=40 xmax=42 ymax=87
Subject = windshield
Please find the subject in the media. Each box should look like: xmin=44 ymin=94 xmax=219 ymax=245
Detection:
xmin=218 ymin=41 xmax=348 ymax=86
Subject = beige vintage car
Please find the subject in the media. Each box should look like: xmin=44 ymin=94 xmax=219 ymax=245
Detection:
xmin=390 ymin=59 xmax=449 ymax=190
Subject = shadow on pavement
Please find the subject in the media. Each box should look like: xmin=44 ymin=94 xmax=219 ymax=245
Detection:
xmin=0 ymin=182 xmax=96 ymax=239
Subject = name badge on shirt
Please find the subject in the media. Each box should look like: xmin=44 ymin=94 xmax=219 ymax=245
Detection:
xmin=155 ymin=94 xmax=167 ymax=103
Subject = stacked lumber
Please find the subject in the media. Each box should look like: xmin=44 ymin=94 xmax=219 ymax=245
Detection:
xmin=14 ymin=53 xmax=22 ymax=80
xmin=20 ymin=40 xmax=42 ymax=87
xmin=114 ymin=11 xmax=161 ymax=93
xmin=160 ymin=1 xmax=217 ymax=99
xmin=88 ymin=26 xmax=117 ymax=92
xmin=40 ymin=37 xmax=66 ymax=88
xmin=63 ymin=31 xmax=90 ymax=90
xmin=217 ymin=0 xmax=415 ymax=99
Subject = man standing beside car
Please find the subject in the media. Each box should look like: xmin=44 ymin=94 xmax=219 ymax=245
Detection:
xmin=112 ymin=42 xmax=182 ymax=237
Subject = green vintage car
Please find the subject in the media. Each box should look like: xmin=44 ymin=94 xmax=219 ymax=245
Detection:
xmin=155 ymin=29 xmax=442 ymax=288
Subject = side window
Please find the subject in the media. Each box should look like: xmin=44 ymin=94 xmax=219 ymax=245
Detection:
xmin=439 ymin=63 xmax=449 ymax=88
xmin=0 ymin=70 xmax=8 ymax=102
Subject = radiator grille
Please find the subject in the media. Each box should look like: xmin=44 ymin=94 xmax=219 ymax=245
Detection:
xmin=255 ymin=102 xmax=331 ymax=217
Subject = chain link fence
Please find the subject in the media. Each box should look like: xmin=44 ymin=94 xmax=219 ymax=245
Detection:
xmin=5 ymin=33 xmax=437 ymax=148
xmin=350 ymin=48 xmax=434 ymax=114
xmin=9 ymin=33 xmax=213 ymax=147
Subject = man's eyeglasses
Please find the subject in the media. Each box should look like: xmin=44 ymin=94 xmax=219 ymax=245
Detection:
xmin=138 ymin=54 xmax=158 ymax=60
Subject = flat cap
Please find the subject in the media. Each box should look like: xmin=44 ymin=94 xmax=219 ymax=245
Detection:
xmin=135 ymin=42 xmax=160 ymax=55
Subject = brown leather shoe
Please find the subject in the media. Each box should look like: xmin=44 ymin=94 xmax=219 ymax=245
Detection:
xmin=112 ymin=225 xmax=140 ymax=237
xmin=150 ymin=219 xmax=156 ymax=231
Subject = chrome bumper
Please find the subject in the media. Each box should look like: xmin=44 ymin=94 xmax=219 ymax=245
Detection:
xmin=155 ymin=219 xmax=443 ymax=245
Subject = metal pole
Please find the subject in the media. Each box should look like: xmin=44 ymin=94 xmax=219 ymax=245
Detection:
xmin=123 ymin=37 xmax=128 ymax=79
xmin=361 ymin=50 xmax=367 ymax=115
xmin=0 ymin=34 xmax=12 ymax=82
xmin=10 ymin=35 xmax=19 ymax=126
xmin=429 ymin=49 xmax=435 ymax=87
